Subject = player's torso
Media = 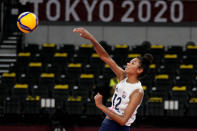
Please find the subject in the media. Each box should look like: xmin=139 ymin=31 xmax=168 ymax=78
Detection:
xmin=111 ymin=78 xmax=142 ymax=114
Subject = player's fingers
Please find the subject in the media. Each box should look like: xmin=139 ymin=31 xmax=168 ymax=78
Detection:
xmin=97 ymin=93 xmax=103 ymax=98
xmin=97 ymin=93 xmax=101 ymax=95
xmin=73 ymin=28 xmax=79 ymax=32
xmin=73 ymin=28 xmax=80 ymax=32
xmin=73 ymin=27 xmax=84 ymax=32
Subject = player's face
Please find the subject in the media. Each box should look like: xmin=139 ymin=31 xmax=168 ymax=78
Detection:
xmin=125 ymin=58 xmax=142 ymax=75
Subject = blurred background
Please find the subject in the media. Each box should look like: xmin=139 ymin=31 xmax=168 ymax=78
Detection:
xmin=0 ymin=0 xmax=197 ymax=131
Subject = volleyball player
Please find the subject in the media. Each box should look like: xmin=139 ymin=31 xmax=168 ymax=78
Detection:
xmin=73 ymin=27 xmax=153 ymax=131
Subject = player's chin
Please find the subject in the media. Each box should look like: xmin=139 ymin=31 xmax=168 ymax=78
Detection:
xmin=124 ymin=68 xmax=129 ymax=73
xmin=125 ymin=68 xmax=134 ymax=75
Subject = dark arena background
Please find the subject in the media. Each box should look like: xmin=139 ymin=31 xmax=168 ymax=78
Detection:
xmin=0 ymin=0 xmax=197 ymax=131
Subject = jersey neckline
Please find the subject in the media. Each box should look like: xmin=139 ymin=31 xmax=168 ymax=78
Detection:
xmin=124 ymin=77 xmax=141 ymax=86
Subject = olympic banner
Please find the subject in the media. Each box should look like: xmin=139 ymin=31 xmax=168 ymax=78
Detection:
xmin=23 ymin=0 xmax=197 ymax=24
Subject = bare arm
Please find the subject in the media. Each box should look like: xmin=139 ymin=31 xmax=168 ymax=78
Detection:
xmin=94 ymin=89 xmax=144 ymax=126
xmin=73 ymin=27 xmax=126 ymax=80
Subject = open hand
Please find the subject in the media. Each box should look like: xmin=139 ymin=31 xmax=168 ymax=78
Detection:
xmin=73 ymin=27 xmax=94 ymax=41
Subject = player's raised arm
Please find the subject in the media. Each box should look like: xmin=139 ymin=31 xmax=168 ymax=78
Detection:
xmin=73 ymin=27 xmax=126 ymax=81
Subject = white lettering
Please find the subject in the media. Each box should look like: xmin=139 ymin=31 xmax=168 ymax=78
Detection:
xmin=171 ymin=1 xmax=183 ymax=23
xmin=46 ymin=0 xmax=60 ymax=21
xmin=83 ymin=0 xmax=97 ymax=22
xmin=121 ymin=0 xmax=135 ymax=22
xmin=138 ymin=0 xmax=151 ymax=22
xmin=99 ymin=0 xmax=114 ymax=22
xmin=66 ymin=0 xmax=80 ymax=21
xmin=154 ymin=1 xmax=167 ymax=23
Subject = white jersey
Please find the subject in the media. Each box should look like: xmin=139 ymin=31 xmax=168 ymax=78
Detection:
xmin=109 ymin=77 xmax=143 ymax=126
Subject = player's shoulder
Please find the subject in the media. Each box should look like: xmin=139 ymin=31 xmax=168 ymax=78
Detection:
xmin=132 ymin=88 xmax=144 ymax=97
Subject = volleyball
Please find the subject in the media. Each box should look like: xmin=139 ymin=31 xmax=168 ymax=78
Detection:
xmin=17 ymin=12 xmax=38 ymax=33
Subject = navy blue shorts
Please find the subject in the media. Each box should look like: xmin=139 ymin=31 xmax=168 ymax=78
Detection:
xmin=99 ymin=118 xmax=130 ymax=131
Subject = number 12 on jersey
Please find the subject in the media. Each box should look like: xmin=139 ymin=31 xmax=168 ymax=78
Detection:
xmin=112 ymin=93 xmax=122 ymax=111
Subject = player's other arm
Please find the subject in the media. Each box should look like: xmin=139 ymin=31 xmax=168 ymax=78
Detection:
xmin=73 ymin=27 xmax=126 ymax=80
xmin=94 ymin=89 xmax=144 ymax=126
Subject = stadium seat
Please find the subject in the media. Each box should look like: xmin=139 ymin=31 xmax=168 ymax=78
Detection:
xmin=155 ymin=74 xmax=172 ymax=86
xmin=187 ymin=98 xmax=197 ymax=116
xmin=79 ymin=74 xmax=95 ymax=99
xmin=184 ymin=45 xmax=197 ymax=65
xmin=185 ymin=45 xmax=197 ymax=56
xmin=73 ymin=44 xmax=94 ymax=64
xmin=78 ymin=44 xmax=94 ymax=56
xmin=131 ymin=41 xmax=151 ymax=54
xmin=1 ymin=72 xmax=16 ymax=87
xmin=103 ymin=64 xmax=115 ymax=79
xmin=24 ymin=96 xmax=40 ymax=114
xmin=0 ymin=83 xmax=10 ymax=103
xmin=27 ymin=62 xmax=42 ymax=85
xmin=66 ymin=96 xmax=83 ymax=115
xmin=113 ymin=44 xmax=130 ymax=66
xmin=17 ymin=52 xmax=31 ymax=63
xmin=71 ymin=86 xmax=89 ymax=101
xmin=40 ymin=43 xmax=57 ymax=63
xmin=149 ymin=74 xmax=171 ymax=98
xmin=94 ymin=75 xmax=108 ymax=97
xmin=59 ymin=44 xmax=75 ymax=56
xmin=146 ymin=97 xmax=164 ymax=116
xmin=11 ymin=84 xmax=29 ymax=101
xmin=189 ymin=85 xmax=197 ymax=97
xmin=141 ymin=64 xmax=156 ymax=88
xmin=160 ymin=54 xmax=180 ymax=75
xmin=54 ymin=52 xmax=69 ymax=65
xmin=67 ymin=63 xmax=82 ymax=84
xmin=150 ymin=45 xmax=165 ymax=64
xmin=38 ymin=73 xmax=55 ymax=97
xmin=55 ymin=73 xmax=68 ymax=84
xmin=22 ymin=44 xmax=40 ymax=56
xmin=166 ymin=45 xmax=183 ymax=55
xmin=87 ymin=53 xmax=105 ymax=75
xmin=170 ymin=86 xmax=188 ymax=113
xmin=31 ymin=84 xmax=49 ymax=98
xmin=16 ymin=52 xmax=31 ymax=73
xmin=52 ymin=84 xmax=69 ymax=100
xmin=174 ymin=75 xmax=193 ymax=88
xmin=178 ymin=64 xmax=195 ymax=78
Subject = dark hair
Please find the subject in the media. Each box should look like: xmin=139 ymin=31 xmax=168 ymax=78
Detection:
xmin=137 ymin=53 xmax=153 ymax=79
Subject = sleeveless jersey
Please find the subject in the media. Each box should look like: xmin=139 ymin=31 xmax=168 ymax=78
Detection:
xmin=109 ymin=77 xmax=143 ymax=126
